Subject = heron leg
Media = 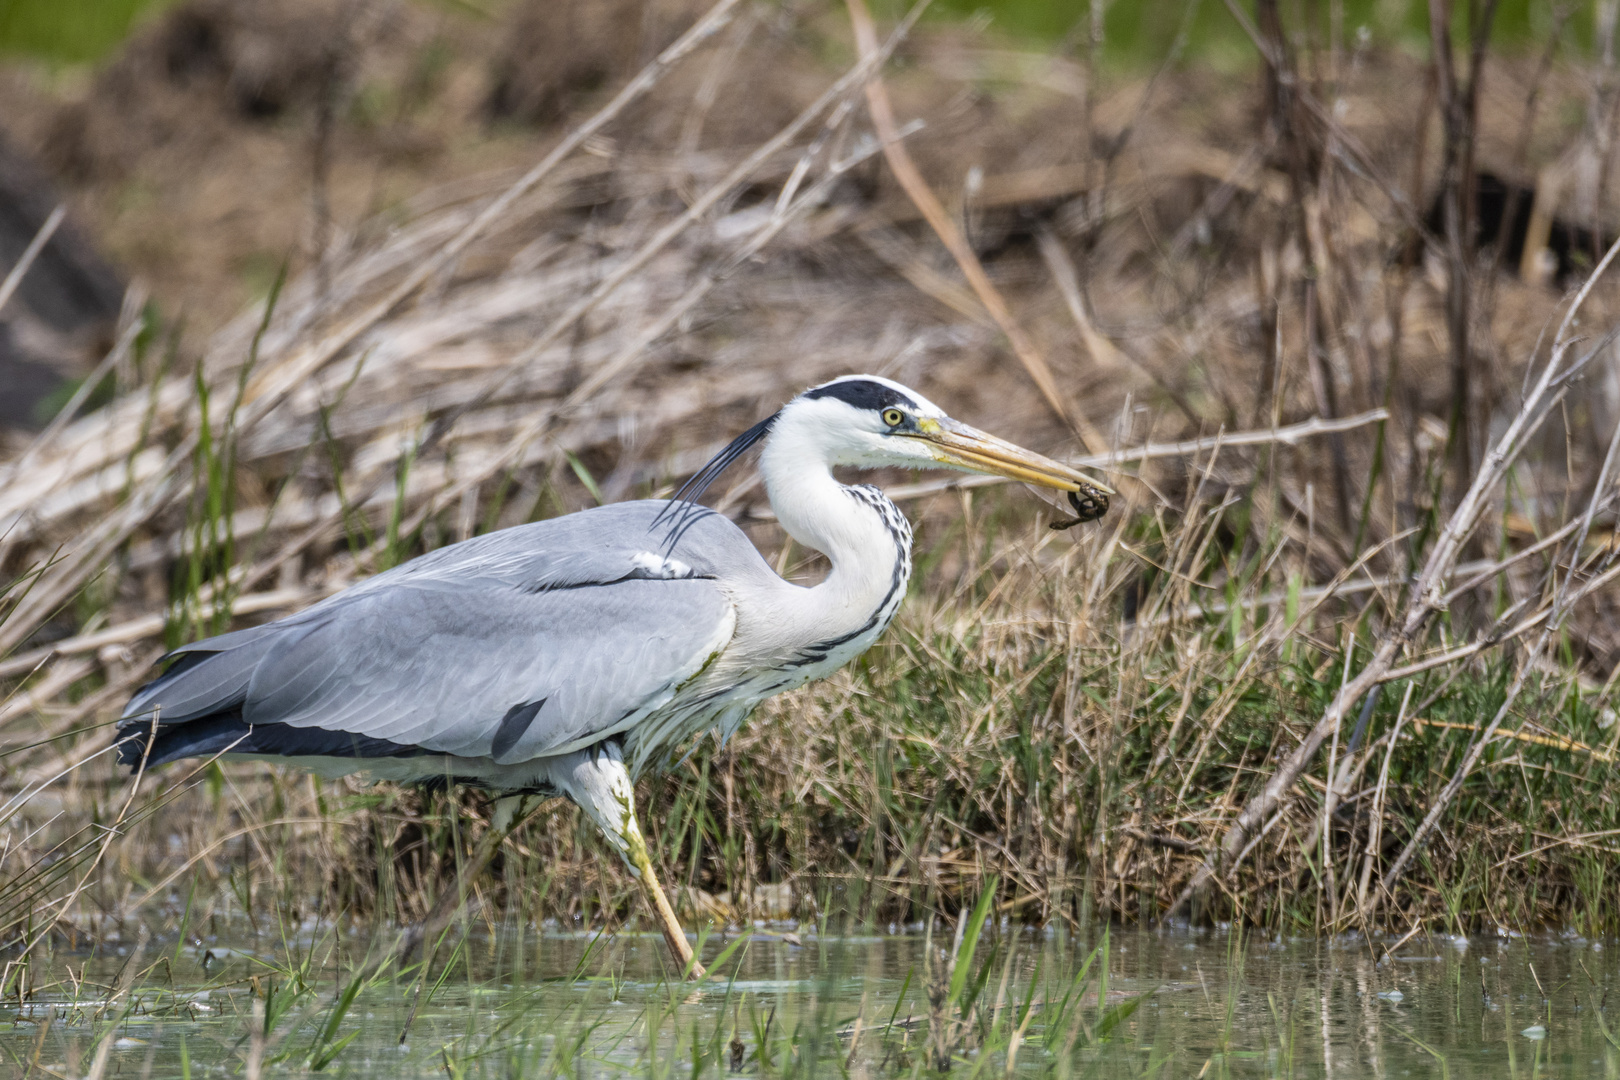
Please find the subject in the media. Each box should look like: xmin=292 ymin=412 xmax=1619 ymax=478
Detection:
xmin=620 ymin=810 xmax=706 ymax=979
xmin=551 ymin=743 xmax=705 ymax=979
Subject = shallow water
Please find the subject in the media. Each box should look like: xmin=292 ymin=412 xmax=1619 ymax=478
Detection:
xmin=3 ymin=920 xmax=1618 ymax=1077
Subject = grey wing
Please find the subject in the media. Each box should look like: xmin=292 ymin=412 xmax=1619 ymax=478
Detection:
xmin=124 ymin=546 xmax=736 ymax=765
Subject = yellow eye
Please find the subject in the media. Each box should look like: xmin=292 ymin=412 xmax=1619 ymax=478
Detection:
xmin=882 ymin=408 xmax=905 ymax=427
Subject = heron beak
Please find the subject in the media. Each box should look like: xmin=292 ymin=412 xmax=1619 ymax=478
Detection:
xmin=905 ymin=417 xmax=1114 ymax=500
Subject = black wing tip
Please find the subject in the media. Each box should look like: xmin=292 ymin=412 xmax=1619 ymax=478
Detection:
xmin=115 ymin=712 xmax=436 ymax=770
xmin=115 ymin=723 xmax=155 ymax=768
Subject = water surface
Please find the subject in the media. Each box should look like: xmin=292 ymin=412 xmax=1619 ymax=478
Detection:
xmin=3 ymin=921 xmax=1617 ymax=1076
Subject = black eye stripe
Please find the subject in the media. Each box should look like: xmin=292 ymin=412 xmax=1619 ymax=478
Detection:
xmin=803 ymin=379 xmax=920 ymax=413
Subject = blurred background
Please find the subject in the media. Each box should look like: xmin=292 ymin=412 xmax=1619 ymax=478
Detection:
xmin=0 ymin=0 xmax=1596 ymax=441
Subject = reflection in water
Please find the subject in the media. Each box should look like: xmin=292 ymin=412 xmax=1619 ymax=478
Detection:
xmin=2 ymin=922 xmax=1617 ymax=1076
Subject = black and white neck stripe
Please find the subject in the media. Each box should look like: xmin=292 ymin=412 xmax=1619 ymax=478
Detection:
xmin=790 ymin=484 xmax=912 ymax=666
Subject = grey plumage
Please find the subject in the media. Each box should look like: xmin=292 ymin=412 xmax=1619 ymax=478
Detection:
xmin=115 ymin=375 xmax=1109 ymax=975
xmin=120 ymin=501 xmax=777 ymax=777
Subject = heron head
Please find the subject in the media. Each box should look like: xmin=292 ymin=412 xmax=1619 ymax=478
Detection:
xmin=783 ymin=375 xmax=1113 ymax=505
xmin=661 ymin=375 xmax=1112 ymax=528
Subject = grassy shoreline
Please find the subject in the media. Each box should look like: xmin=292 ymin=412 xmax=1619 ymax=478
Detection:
xmin=5 ymin=483 xmax=1616 ymax=951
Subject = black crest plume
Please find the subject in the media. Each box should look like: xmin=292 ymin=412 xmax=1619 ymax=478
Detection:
xmin=651 ymin=411 xmax=781 ymax=543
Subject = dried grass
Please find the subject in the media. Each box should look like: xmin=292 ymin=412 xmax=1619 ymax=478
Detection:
xmin=3 ymin=0 xmax=1620 ymax=956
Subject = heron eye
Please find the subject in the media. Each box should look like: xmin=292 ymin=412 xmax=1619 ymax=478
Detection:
xmin=882 ymin=408 xmax=905 ymax=427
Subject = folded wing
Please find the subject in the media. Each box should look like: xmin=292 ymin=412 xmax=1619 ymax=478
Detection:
xmin=120 ymin=543 xmax=735 ymax=766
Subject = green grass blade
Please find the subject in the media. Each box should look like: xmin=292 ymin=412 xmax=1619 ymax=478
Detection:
xmin=691 ymin=931 xmax=752 ymax=986
xmin=564 ymin=450 xmax=604 ymax=505
xmin=310 ymin=966 xmax=366 ymax=1064
xmin=309 ymin=1029 xmax=360 ymax=1071
xmin=1094 ymin=989 xmax=1151 ymax=1042
xmin=948 ymin=875 xmax=998 ymax=1006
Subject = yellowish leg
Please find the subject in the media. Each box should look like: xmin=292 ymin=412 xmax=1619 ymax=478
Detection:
xmin=560 ymin=743 xmax=706 ymax=980
xmin=623 ymin=822 xmax=706 ymax=979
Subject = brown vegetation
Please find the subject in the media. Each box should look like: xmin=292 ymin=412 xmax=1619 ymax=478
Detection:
xmin=3 ymin=0 xmax=1620 ymax=957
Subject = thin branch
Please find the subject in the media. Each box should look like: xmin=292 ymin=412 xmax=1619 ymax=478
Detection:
xmin=1165 ymin=232 xmax=1620 ymax=921
xmin=844 ymin=0 xmax=1095 ymax=449
xmin=0 ymin=205 xmax=65 ymax=317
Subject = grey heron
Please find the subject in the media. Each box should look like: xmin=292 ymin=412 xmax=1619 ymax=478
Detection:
xmin=117 ymin=375 xmax=1110 ymax=976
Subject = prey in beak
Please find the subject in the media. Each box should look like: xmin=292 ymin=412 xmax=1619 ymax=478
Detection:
xmin=905 ymin=416 xmax=1113 ymax=525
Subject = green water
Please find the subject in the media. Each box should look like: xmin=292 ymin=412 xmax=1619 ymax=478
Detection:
xmin=4 ymin=922 xmax=1618 ymax=1077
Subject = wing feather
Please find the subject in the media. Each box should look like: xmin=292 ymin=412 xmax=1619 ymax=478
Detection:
xmin=122 ymin=534 xmax=737 ymax=766
xmin=245 ymin=576 xmax=733 ymax=761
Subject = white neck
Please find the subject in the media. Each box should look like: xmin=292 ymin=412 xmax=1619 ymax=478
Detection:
xmin=758 ymin=414 xmax=910 ymax=636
